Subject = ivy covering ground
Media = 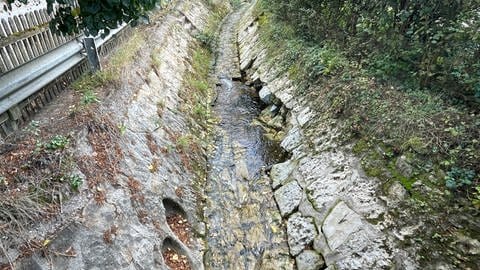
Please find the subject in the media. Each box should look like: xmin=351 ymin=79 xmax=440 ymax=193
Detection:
xmin=257 ymin=0 xmax=480 ymax=199
xmin=254 ymin=0 xmax=479 ymax=268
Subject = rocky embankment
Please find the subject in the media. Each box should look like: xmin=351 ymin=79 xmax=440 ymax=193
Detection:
xmin=4 ymin=1 xmax=218 ymax=269
xmin=236 ymin=3 xmax=419 ymax=270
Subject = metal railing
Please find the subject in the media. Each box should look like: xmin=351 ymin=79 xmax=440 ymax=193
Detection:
xmin=0 ymin=5 xmax=129 ymax=138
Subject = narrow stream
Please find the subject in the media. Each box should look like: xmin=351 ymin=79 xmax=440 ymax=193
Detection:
xmin=203 ymin=5 xmax=291 ymax=270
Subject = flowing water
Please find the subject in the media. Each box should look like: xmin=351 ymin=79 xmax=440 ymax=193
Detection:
xmin=203 ymin=5 xmax=292 ymax=270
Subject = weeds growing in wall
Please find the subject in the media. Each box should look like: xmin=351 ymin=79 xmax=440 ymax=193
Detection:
xmin=254 ymin=0 xmax=479 ymax=267
xmin=0 ymin=25 xmax=144 ymax=264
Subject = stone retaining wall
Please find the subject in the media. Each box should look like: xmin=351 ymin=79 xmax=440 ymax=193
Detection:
xmin=6 ymin=1 xmax=214 ymax=269
xmin=236 ymin=3 xmax=418 ymax=270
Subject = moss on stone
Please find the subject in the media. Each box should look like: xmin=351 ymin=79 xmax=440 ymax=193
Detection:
xmin=352 ymin=138 xmax=370 ymax=154
xmin=387 ymin=163 xmax=415 ymax=191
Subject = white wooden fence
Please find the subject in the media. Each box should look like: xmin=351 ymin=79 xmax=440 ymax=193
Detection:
xmin=0 ymin=3 xmax=77 ymax=74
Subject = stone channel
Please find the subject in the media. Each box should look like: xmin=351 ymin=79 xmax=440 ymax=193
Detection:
xmin=202 ymin=4 xmax=292 ymax=270
xmin=2 ymin=0 xmax=431 ymax=269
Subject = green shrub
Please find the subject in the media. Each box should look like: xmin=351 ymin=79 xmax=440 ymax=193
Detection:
xmin=445 ymin=167 xmax=476 ymax=190
xmin=68 ymin=175 xmax=83 ymax=191
xmin=261 ymin=0 xmax=480 ymax=103
xmin=45 ymin=135 xmax=69 ymax=150
xmin=473 ymin=186 xmax=480 ymax=208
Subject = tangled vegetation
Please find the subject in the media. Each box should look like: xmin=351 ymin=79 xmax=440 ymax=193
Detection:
xmin=263 ymin=0 xmax=480 ymax=101
xmin=257 ymin=0 xmax=479 ymax=198
xmin=255 ymin=0 xmax=479 ymax=267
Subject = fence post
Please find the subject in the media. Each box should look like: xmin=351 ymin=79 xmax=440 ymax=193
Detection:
xmin=83 ymin=37 xmax=101 ymax=72
xmin=0 ymin=113 xmax=10 ymax=138
xmin=7 ymin=105 xmax=21 ymax=131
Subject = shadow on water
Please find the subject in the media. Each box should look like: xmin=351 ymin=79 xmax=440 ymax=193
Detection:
xmin=202 ymin=4 xmax=291 ymax=269
xmin=213 ymin=76 xmax=287 ymax=178
xmin=204 ymin=77 xmax=288 ymax=269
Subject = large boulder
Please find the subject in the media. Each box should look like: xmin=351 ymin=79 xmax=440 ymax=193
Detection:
xmin=322 ymin=201 xmax=363 ymax=250
xmin=395 ymin=155 xmax=413 ymax=178
xmin=270 ymin=160 xmax=296 ymax=189
xmin=259 ymin=86 xmax=281 ymax=105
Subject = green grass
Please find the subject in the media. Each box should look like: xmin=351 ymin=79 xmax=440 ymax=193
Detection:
xmin=192 ymin=48 xmax=212 ymax=77
xmin=176 ymin=135 xmax=192 ymax=151
xmin=71 ymin=32 xmax=146 ymax=104
xmin=108 ymin=32 xmax=145 ymax=74
xmin=71 ymin=71 xmax=114 ymax=93
xmin=199 ymin=0 xmax=230 ymax=51
xmin=81 ymin=90 xmax=100 ymax=104
xmin=182 ymin=46 xmax=214 ymax=124
xmin=187 ymin=77 xmax=210 ymax=94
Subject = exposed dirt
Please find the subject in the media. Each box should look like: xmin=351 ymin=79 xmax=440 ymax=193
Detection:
xmin=162 ymin=248 xmax=191 ymax=270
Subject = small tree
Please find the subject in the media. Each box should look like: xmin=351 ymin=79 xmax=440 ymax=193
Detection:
xmin=5 ymin=0 xmax=160 ymax=36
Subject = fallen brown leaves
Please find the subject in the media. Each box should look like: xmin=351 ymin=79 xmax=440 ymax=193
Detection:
xmin=103 ymin=225 xmax=118 ymax=244
xmin=80 ymin=117 xmax=122 ymax=189
xmin=137 ymin=209 xmax=149 ymax=224
xmin=93 ymin=188 xmax=107 ymax=205
xmin=0 ymin=264 xmax=12 ymax=270
xmin=18 ymin=239 xmax=44 ymax=257
xmin=52 ymin=246 xmax=77 ymax=258
xmin=166 ymin=214 xmax=191 ymax=246
xmin=162 ymin=248 xmax=191 ymax=270
xmin=75 ymin=115 xmax=123 ymax=208
xmin=175 ymin=186 xmax=185 ymax=198
xmin=127 ymin=177 xmax=145 ymax=205
xmin=145 ymin=133 xmax=161 ymax=155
